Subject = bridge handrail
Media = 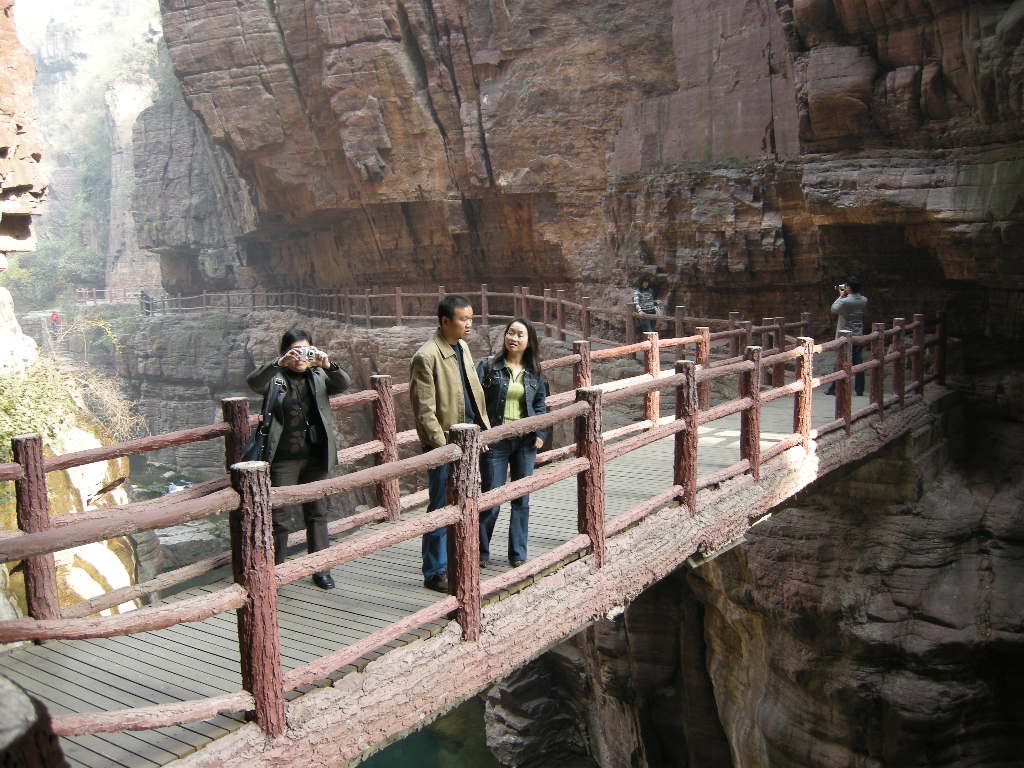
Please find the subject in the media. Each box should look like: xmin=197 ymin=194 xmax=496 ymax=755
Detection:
xmin=2 ymin=312 xmax=947 ymax=740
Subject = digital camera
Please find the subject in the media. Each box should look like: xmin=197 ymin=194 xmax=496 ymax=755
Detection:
xmin=834 ymin=283 xmax=847 ymax=292
xmin=297 ymin=347 xmax=317 ymax=361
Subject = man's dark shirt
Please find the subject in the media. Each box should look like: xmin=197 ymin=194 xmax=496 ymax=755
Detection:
xmin=453 ymin=342 xmax=484 ymax=427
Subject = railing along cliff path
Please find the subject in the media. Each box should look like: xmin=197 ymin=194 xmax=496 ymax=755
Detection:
xmin=1 ymin=297 xmax=947 ymax=763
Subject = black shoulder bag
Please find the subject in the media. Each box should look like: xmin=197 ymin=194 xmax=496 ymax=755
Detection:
xmin=242 ymin=375 xmax=285 ymax=462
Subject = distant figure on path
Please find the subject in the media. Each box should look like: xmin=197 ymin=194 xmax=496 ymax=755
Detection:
xmin=826 ymin=277 xmax=868 ymax=397
xmin=633 ymin=277 xmax=659 ymax=333
xmin=247 ymin=329 xmax=351 ymax=589
xmin=139 ymin=290 xmax=153 ymax=316
xmin=409 ymin=295 xmax=490 ymax=592
xmin=477 ymin=318 xmax=549 ymax=568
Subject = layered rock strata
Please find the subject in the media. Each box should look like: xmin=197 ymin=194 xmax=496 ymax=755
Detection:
xmin=154 ymin=0 xmax=1023 ymax=341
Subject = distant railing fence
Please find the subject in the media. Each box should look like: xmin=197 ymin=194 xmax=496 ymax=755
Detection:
xmin=0 ymin=306 xmax=947 ymax=740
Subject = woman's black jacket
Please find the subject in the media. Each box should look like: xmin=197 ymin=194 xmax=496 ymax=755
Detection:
xmin=246 ymin=361 xmax=351 ymax=470
xmin=475 ymin=356 xmax=550 ymax=443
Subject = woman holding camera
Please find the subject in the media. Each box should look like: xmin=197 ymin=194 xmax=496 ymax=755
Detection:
xmin=246 ymin=329 xmax=351 ymax=588
xmin=476 ymin=318 xmax=549 ymax=567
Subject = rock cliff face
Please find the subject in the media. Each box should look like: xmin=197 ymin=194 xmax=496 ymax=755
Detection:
xmin=156 ymin=0 xmax=1023 ymax=340
xmin=0 ymin=0 xmax=47 ymax=253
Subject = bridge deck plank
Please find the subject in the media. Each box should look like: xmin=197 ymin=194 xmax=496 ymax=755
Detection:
xmin=0 ymin=392 xmax=876 ymax=767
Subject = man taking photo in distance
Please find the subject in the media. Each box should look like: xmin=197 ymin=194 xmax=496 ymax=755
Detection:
xmin=826 ymin=277 xmax=868 ymax=397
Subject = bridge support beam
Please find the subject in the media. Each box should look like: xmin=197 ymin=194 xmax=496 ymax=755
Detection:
xmin=447 ymin=425 xmax=482 ymax=640
xmin=230 ymin=461 xmax=286 ymax=737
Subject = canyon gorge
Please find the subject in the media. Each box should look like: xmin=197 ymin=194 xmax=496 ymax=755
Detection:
xmin=2 ymin=0 xmax=1023 ymax=766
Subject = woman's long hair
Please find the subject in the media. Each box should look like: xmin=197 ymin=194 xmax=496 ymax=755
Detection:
xmin=499 ymin=317 xmax=542 ymax=374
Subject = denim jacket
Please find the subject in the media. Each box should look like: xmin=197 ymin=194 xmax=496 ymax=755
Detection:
xmin=475 ymin=355 xmax=550 ymax=443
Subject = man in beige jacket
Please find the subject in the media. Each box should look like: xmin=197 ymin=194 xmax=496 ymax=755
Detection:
xmin=410 ymin=294 xmax=490 ymax=591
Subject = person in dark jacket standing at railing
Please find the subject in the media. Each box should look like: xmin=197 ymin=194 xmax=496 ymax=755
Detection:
xmin=247 ymin=329 xmax=351 ymax=589
xmin=633 ymin=277 xmax=660 ymax=333
xmin=476 ymin=318 xmax=549 ymax=568
xmin=410 ymin=295 xmax=491 ymax=592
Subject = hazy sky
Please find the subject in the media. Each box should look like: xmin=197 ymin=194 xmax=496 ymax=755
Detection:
xmin=14 ymin=0 xmax=160 ymax=56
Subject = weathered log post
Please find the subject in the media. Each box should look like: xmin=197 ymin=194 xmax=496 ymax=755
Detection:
xmin=438 ymin=284 xmax=446 ymax=303
xmin=760 ymin=317 xmax=774 ymax=387
xmin=522 ymin=286 xmax=532 ymax=320
xmin=480 ymin=284 xmax=489 ymax=326
xmin=675 ymin=361 xmax=699 ymax=515
xmin=835 ymin=330 xmax=851 ymax=429
xmin=229 ymin=461 xmax=285 ymax=737
xmin=372 ymin=376 xmax=401 ymax=520
xmin=728 ymin=311 xmax=741 ymax=357
xmin=556 ymin=289 xmax=566 ymax=341
xmin=643 ymin=332 xmax=660 ymax=428
xmin=675 ymin=305 xmax=687 ymax=339
xmin=741 ymin=320 xmax=753 ymax=355
xmin=912 ymin=313 xmax=925 ymax=392
xmin=893 ymin=317 xmax=906 ymax=407
xmin=800 ymin=311 xmax=813 ymax=338
xmin=221 ymin=397 xmax=252 ymax=472
xmin=542 ymin=288 xmax=551 ymax=336
xmin=871 ymin=322 xmax=886 ymax=419
xmin=512 ymin=286 xmax=520 ymax=318
xmin=573 ymin=340 xmax=592 ymax=388
xmin=696 ymin=327 xmax=711 ymax=409
xmin=936 ymin=310 xmax=947 ymax=386
xmin=581 ymin=296 xmax=591 ymax=341
xmin=773 ymin=317 xmax=787 ymax=386
xmin=446 ymin=424 xmax=481 ymax=641
xmin=225 ymin=291 xmax=231 ymax=312
xmin=364 ymin=289 xmax=372 ymax=331
xmin=575 ymin=387 xmax=606 ymax=567
xmin=740 ymin=347 xmax=763 ymax=481
xmin=395 ymin=287 xmax=404 ymax=326
xmin=344 ymin=292 xmax=352 ymax=325
xmin=202 ymin=290 xmax=208 ymax=309
xmin=12 ymin=435 xmax=59 ymax=625
xmin=794 ymin=338 xmax=814 ymax=450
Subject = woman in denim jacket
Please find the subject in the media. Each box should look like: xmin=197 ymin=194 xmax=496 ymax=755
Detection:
xmin=476 ymin=318 xmax=550 ymax=567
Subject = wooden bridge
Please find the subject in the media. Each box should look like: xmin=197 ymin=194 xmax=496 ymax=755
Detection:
xmin=0 ymin=302 xmax=947 ymax=767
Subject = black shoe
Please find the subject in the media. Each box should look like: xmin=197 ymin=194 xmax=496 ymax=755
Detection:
xmin=510 ymin=559 xmax=525 ymax=568
xmin=312 ymin=571 xmax=335 ymax=590
xmin=424 ymin=571 xmax=449 ymax=592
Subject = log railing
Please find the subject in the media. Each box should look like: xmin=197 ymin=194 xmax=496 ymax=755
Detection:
xmin=0 ymin=311 xmax=947 ymax=740
xmin=74 ymin=283 xmax=817 ymax=351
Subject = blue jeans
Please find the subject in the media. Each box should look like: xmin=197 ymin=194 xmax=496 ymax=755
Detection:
xmin=826 ymin=343 xmax=865 ymax=396
xmin=421 ymin=462 xmax=450 ymax=578
xmin=480 ymin=435 xmax=537 ymax=563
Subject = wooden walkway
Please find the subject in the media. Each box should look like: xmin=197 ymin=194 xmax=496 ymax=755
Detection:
xmin=0 ymin=393 xmax=865 ymax=768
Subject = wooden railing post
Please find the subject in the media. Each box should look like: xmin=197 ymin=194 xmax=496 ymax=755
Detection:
xmin=438 ymin=284 xmax=445 ymax=304
xmin=643 ymin=331 xmax=660 ymax=427
xmin=912 ymin=313 xmax=925 ymax=391
xmin=696 ymin=327 xmax=711 ymax=409
xmin=344 ymin=292 xmax=352 ymax=325
xmin=837 ymin=330 xmax=853 ymax=433
xmin=773 ymin=317 xmax=787 ymax=386
xmin=229 ymin=461 xmax=285 ymax=737
xmin=522 ymin=286 xmax=532 ymax=320
xmin=800 ymin=312 xmax=813 ymax=338
xmin=395 ymin=287 xmax=404 ymax=326
xmin=364 ymin=289 xmax=372 ymax=330
xmin=573 ymin=340 xmax=592 ymax=388
xmin=794 ymin=337 xmax=814 ymax=450
xmin=575 ymin=387 xmax=606 ymax=567
xmin=741 ymin=320 xmax=753 ymax=356
xmin=446 ymin=424 xmax=481 ymax=641
xmin=893 ymin=317 xmax=906 ymax=407
xmin=372 ymin=375 xmax=401 ymax=520
xmin=221 ymin=397 xmax=251 ymax=472
xmin=480 ymin=284 xmax=489 ymax=326
xmin=581 ymin=296 xmax=591 ymax=341
xmin=202 ymin=290 xmax=208 ymax=309
xmin=936 ymin=310 xmax=947 ymax=386
xmin=675 ymin=305 xmax=687 ymax=339
xmin=675 ymin=360 xmax=698 ymax=515
xmin=12 ymin=434 xmax=60 ymax=625
xmin=871 ymin=322 xmax=886 ymax=418
xmin=542 ymin=288 xmax=551 ymax=336
xmin=556 ymin=289 xmax=566 ymax=341
xmin=728 ymin=311 xmax=741 ymax=356
xmin=225 ymin=292 xmax=231 ymax=312
xmin=512 ymin=286 xmax=520 ymax=318
xmin=740 ymin=347 xmax=763 ymax=481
